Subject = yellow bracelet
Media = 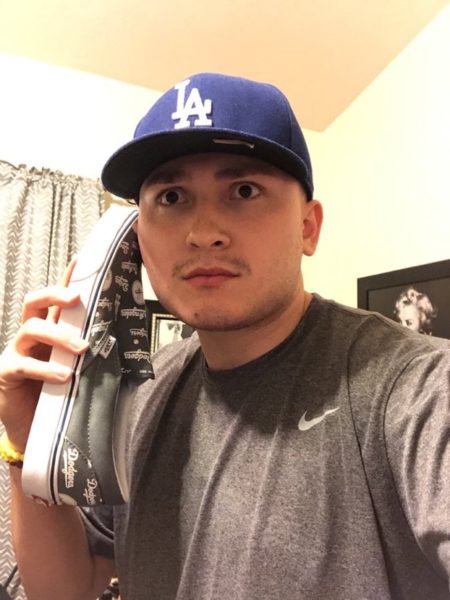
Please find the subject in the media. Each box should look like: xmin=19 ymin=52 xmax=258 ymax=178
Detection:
xmin=0 ymin=431 xmax=25 ymax=468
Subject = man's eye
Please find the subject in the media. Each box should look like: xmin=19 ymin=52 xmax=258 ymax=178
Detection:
xmin=159 ymin=189 xmax=184 ymax=205
xmin=232 ymin=182 xmax=260 ymax=200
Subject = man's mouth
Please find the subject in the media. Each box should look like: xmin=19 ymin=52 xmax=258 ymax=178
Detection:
xmin=183 ymin=267 xmax=239 ymax=286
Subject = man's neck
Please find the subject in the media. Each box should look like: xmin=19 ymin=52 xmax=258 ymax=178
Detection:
xmin=197 ymin=292 xmax=313 ymax=371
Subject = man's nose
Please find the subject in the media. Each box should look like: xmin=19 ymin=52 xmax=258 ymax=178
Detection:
xmin=185 ymin=210 xmax=231 ymax=250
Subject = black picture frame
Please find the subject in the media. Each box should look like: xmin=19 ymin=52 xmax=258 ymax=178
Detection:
xmin=357 ymin=259 xmax=450 ymax=339
xmin=145 ymin=300 xmax=194 ymax=354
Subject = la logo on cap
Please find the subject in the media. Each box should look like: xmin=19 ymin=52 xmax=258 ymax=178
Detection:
xmin=171 ymin=79 xmax=213 ymax=129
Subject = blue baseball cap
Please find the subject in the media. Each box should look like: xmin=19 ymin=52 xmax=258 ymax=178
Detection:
xmin=101 ymin=73 xmax=314 ymax=201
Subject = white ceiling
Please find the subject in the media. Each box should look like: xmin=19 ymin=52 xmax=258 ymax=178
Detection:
xmin=0 ymin=0 xmax=448 ymax=130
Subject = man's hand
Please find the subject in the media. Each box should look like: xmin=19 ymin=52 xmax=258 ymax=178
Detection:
xmin=0 ymin=261 xmax=88 ymax=451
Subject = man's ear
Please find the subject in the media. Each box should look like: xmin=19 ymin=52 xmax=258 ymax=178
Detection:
xmin=302 ymin=200 xmax=323 ymax=257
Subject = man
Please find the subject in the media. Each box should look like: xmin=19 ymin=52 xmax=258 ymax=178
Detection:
xmin=1 ymin=73 xmax=450 ymax=600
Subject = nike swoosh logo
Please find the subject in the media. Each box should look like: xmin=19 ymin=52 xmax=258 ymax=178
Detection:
xmin=298 ymin=407 xmax=340 ymax=431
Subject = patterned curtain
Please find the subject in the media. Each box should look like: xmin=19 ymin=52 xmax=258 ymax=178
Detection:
xmin=0 ymin=160 xmax=106 ymax=599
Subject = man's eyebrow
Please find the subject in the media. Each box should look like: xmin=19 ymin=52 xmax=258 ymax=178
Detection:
xmin=142 ymin=162 xmax=279 ymax=187
xmin=214 ymin=164 xmax=279 ymax=179
xmin=143 ymin=168 xmax=191 ymax=186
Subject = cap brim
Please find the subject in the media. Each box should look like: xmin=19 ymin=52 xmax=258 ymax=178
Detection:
xmin=101 ymin=129 xmax=313 ymax=200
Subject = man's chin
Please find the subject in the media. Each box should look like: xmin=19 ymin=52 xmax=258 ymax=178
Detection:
xmin=155 ymin=297 xmax=240 ymax=331
xmin=161 ymin=307 xmax=250 ymax=333
xmin=157 ymin=295 xmax=291 ymax=334
xmin=181 ymin=310 xmax=274 ymax=333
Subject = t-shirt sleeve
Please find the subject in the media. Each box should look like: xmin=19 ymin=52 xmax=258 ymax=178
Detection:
xmin=385 ymin=348 xmax=450 ymax=582
xmin=79 ymin=505 xmax=115 ymax=559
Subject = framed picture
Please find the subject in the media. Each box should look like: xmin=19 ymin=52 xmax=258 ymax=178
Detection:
xmin=357 ymin=259 xmax=450 ymax=339
xmin=146 ymin=300 xmax=194 ymax=354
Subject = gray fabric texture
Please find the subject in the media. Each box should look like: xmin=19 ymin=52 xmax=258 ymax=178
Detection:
xmin=84 ymin=295 xmax=450 ymax=600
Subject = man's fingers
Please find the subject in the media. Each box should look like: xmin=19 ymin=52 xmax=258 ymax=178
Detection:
xmin=0 ymin=354 xmax=73 ymax=387
xmin=49 ymin=257 xmax=78 ymax=323
xmin=13 ymin=317 xmax=89 ymax=356
xmin=61 ymin=256 xmax=77 ymax=286
xmin=21 ymin=286 xmax=81 ymax=324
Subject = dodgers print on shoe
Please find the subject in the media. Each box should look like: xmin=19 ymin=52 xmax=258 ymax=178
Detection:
xmin=22 ymin=205 xmax=153 ymax=507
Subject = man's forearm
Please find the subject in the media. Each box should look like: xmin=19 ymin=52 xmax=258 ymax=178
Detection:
xmin=10 ymin=467 xmax=114 ymax=600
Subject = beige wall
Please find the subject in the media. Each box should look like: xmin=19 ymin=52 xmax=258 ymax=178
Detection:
xmin=1 ymin=5 xmax=449 ymax=306
xmin=0 ymin=52 xmax=160 ymax=179
xmin=303 ymin=5 xmax=450 ymax=305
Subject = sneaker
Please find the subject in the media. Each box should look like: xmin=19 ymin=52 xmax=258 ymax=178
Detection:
xmin=22 ymin=205 xmax=153 ymax=506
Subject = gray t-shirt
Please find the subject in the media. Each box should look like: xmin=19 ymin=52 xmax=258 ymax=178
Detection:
xmin=84 ymin=295 xmax=450 ymax=599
